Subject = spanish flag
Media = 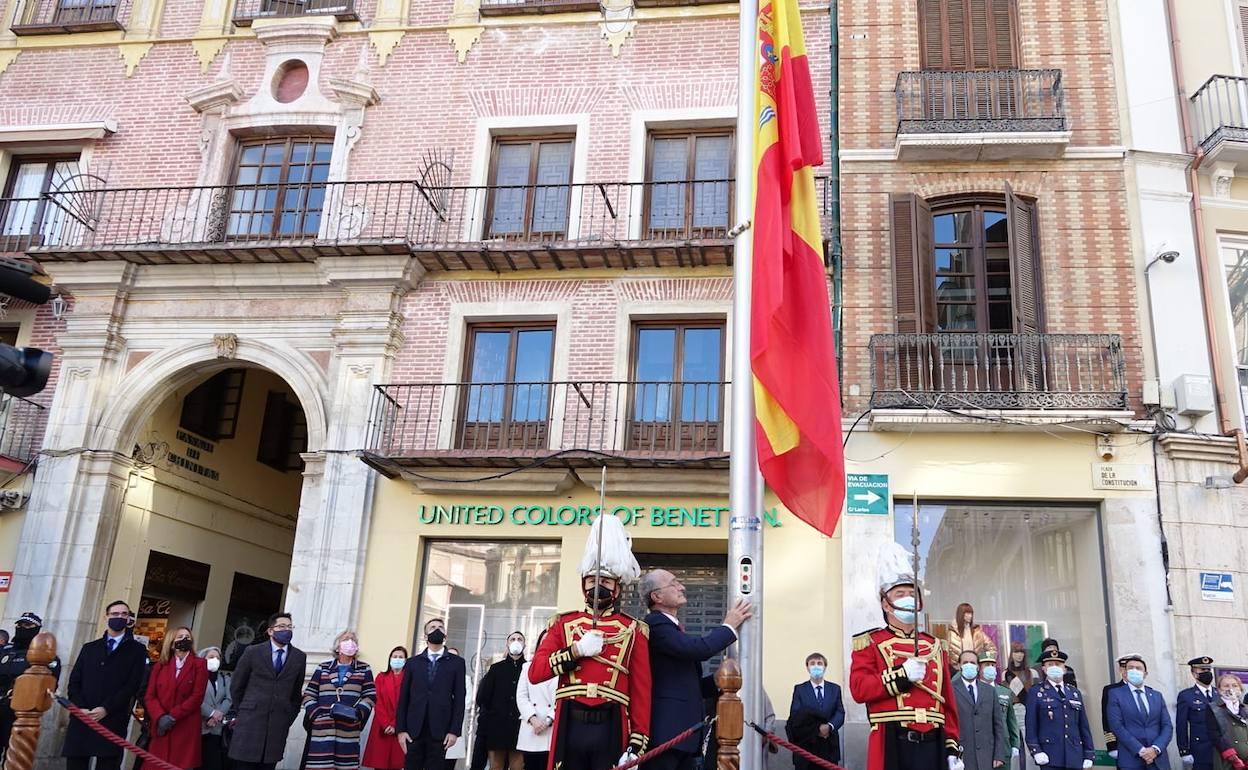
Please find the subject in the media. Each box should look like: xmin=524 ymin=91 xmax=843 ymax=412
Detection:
xmin=750 ymin=0 xmax=844 ymax=536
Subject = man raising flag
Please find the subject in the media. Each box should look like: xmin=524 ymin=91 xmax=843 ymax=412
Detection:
xmin=750 ymin=0 xmax=845 ymax=536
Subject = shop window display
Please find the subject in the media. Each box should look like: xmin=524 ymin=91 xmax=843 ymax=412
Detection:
xmin=894 ymin=502 xmax=1112 ymax=743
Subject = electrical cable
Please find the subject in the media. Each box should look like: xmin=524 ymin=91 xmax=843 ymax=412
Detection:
xmin=371 ymin=447 xmax=729 ymax=484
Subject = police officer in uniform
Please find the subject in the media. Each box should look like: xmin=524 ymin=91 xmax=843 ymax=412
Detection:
xmin=0 ymin=612 xmax=63 ymax=764
xmin=1103 ymin=656 xmax=1130 ymax=758
xmin=1024 ymin=650 xmax=1093 ymax=770
xmin=1177 ymin=656 xmax=1217 ymax=770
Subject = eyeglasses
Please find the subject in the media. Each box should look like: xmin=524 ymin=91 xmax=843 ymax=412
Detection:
xmin=106 ymin=610 xmax=129 ymax=618
xmin=271 ymin=623 xmax=294 ymax=631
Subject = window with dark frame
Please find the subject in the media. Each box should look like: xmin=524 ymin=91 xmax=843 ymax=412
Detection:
xmin=628 ymin=320 xmax=725 ymax=452
xmin=1 ymin=156 xmax=81 ymax=245
xmin=179 ymin=369 xmax=247 ymax=442
xmin=55 ymin=0 xmax=119 ymax=24
xmin=458 ymin=324 xmax=556 ymax=451
xmin=932 ymin=205 xmax=1013 ymax=335
xmin=645 ymin=130 xmax=734 ymax=239
xmin=257 ymin=391 xmax=308 ymax=472
xmin=918 ymin=0 xmax=1018 ymax=70
xmin=485 ymin=136 xmax=574 ymax=241
xmin=227 ymin=137 xmax=333 ymax=241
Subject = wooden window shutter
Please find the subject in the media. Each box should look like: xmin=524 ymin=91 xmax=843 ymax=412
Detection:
xmin=1005 ymin=183 xmax=1041 ymax=333
xmin=990 ymin=0 xmax=1017 ymax=67
xmin=920 ymin=0 xmax=945 ymax=68
xmin=889 ymin=193 xmax=936 ymax=333
xmin=257 ymin=391 xmax=290 ymax=470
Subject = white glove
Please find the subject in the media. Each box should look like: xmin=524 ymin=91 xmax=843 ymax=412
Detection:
xmin=1034 ymin=752 xmax=1050 ymax=766
xmin=1182 ymin=756 xmax=1195 ymax=767
xmin=948 ymin=757 xmax=964 ymax=770
xmin=902 ymin=658 xmax=927 ymax=682
xmin=1012 ymin=748 xmax=1020 ymax=758
xmin=1109 ymin=752 xmax=1118 ymax=760
xmin=617 ymin=750 xmax=638 ymax=768
xmin=574 ymin=630 xmax=604 ymax=658
xmin=1083 ymin=761 xmax=1093 ymax=769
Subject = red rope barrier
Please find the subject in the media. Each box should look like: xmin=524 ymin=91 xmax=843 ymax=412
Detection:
xmin=748 ymin=721 xmax=849 ymax=770
xmin=610 ymin=720 xmax=709 ymax=770
xmin=53 ymin=694 xmax=186 ymax=770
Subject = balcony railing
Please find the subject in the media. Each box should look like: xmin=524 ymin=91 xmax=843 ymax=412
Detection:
xmin=29 ymin=178 xmax=743 ymax=269
xmin=0 ymin=395 xmax=45 ymax=464
xmin=868 ymin=333 xmax=1127 ymax=410
xmin=11 ymin=0 xmax=127 ymax=33
xmin=232 ymin=0 xmax=358 ymax=26
xmin=479 ymin=0 xmax=599 ymax=14
xmin=0 ymin=197 xmax=58 ymax=253
xmin=895 ymin=69 xmax=1066 ymax=134
xmin=365 ymin=380 xmax=730 ymax=470
xmin=1192 ymin=75 xmax=1248 ymax=152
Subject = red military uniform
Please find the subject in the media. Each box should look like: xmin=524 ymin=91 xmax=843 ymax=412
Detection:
xmin=850 ymin=625 xmax=962 ymax=770
xmin=529 ymin=607 xmax=652 ymax=770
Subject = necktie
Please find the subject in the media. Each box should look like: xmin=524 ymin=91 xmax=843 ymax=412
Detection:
xmin=274 ymin=648 xmax=285 ymax=674
xmin=969 ymin=684 xmax=977 ymax=703
xmin=107 ymin=638 xmax=116 ymax=653
xmin=428 ymin=655 xmax=439 ymax=684
xmin=1135 ymin=689 xmax=1148 ymax=716
xmin=815 ymin=685 xmax=824 ymax=707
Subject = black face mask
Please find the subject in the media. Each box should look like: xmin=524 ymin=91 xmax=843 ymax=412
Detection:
xmin=426 ymin=628 xmax=446 ymax=646
xmin=584 ymin=584 xmax=616 ymax=610
xmin=107 ymin=617 xmax=128 ymax=633
xmin=1197 ymin=671 xmax=1214 ymax=686
xmin=173 ymin=638 xmax=194 ymax=652
xmin=13 ymin=626 xmax=38 ymax=648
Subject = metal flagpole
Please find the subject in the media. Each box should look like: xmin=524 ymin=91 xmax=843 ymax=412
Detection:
xmin=730 ymin=0 xmax=762 ymax=765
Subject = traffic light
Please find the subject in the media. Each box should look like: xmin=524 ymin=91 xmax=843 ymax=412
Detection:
xmin=0 ymin=257 xmax=53 ymax=398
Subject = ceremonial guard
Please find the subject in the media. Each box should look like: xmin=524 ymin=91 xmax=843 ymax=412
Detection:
xmin=850 ymin=543 xmax=963 ymax=770
xmin=529 ymin=513 xmax=652 ymax=770
xmin=0 ymin=613 xmax=62 ymax=764
xmin=1024 ymin=650 xmax=1094 ymax=770
xmin=1177 ymin=656 xmax=1217 ymax=770
xmin=1102 ymin=657 xmax=1129 ymax=757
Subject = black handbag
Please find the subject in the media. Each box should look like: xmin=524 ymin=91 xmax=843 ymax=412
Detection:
xmin=330 ymin=686 xmax=359 ymax=725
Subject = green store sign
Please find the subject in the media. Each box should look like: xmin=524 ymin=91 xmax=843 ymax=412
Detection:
xmin=415 ymin=504 xmax=782 ymax=529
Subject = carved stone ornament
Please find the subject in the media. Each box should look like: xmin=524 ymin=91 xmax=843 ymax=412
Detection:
xmin=1211 ymin=162 xmax=1237 ymax=200
xmin=213 ymin=333 xmax=239 ymax=359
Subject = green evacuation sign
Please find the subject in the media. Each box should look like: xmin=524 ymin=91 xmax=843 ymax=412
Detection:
xmin=846 ymin=474 xmax=890 ymax=515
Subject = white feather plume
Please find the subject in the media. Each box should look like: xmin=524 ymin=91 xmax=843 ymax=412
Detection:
xmin=877 ymin=541 xmax=917 ymax=595
xmin=579 ymin=513 xmax=641 ymax=584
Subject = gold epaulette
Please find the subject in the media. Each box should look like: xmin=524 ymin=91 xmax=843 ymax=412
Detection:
xmin=853 ymin=629 xmax=879 ymax=652
xmin=636 ymin=618 xmax=649 ymax=638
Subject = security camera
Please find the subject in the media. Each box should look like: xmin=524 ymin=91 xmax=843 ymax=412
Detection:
xmin=1158 ymin=251 xmax=1180 ymax=263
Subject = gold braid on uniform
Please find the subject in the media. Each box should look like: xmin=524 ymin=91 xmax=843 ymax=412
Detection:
xmin=945 ymin=737 xmax=963 ymax=757
xmin=548 ymin=646 xmax=578 ymax=675
xmin=882 ymin=665 xmax=912 ymax=696
xmin=629 ymin=732 xmax=649 ymax=754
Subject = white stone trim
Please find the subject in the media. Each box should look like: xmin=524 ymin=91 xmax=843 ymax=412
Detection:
xmin=1200 ymin=196 xmax=1248 ymax=211
xmin=841 ymin=142 xmax=1122 ymax=162
xmin=626 ymin=106 xmax=736 ymax=239
xmin=0 ymin=120 xmax=118 ymax=143
xmin=1064 ymin=145 xmax=1129 ymax=159
xmin=467 ymin=113 xmax=592 ymax=241
xmin=1138 ymin=188 xmax=1194 ymax=203
xmin=895 ymin=130 xmax=1072 ymax=161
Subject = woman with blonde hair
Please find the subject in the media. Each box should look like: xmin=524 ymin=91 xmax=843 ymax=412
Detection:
xmin=303 ymin=629 xmax=377 ymax=770
xmin=145 ymin=626 xmax=209 ymax=770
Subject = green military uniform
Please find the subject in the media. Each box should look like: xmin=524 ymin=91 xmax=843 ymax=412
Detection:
xmin=979 ymin=651 xmax=1021 ymax=768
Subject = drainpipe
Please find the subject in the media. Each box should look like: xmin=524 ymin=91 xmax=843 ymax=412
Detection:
xmin=1161 ymin=0 xmax=1248 ymax=478
xmin=828 ymin=0 xmax=843 ymax=384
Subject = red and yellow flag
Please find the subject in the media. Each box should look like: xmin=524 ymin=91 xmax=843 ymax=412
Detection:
xmin=750 ymin=0 xmax=845 ymax=536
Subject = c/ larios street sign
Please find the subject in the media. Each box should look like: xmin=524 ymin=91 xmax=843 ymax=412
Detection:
xmin=846 ymin=473 xmax=889 ymax=515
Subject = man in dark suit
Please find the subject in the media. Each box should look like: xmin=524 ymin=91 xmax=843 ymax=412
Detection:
xmin=954 ymin=650 xmax=1006 ymax=770
xmin=1176 ymin=656 xmax=1216 ymax=770
xmin=787 ymin=652 xmax=845 ymax=769
xmin=227 ymin=611 xmax=308 ymax=770
xmin=639 ymin=568 xmax=751 ymax=770
xmin=1106 ymin=655 xmax=1172 ymax=770
xmin=398 ymin=617 xmax=467 ymax=770
xmin=60 ymin=599 xmax=149 ymax=770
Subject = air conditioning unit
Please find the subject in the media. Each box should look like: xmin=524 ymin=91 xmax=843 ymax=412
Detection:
xmin=0 ymin=490 xmax=27 ymax=509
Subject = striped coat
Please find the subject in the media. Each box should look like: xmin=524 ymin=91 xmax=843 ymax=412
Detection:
xmin=301 ymin=659 xmax=377 ymax=770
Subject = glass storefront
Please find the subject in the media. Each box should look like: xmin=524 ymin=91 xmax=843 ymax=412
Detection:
xmin=895 ymin=502 xmax=1112 ymax=739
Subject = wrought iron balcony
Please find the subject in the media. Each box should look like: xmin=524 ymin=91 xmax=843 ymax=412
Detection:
xmin=1191 ymin=75 xmax=1248 ymax=161
xmin=10 ymin=0 xmax=126 ymax=33
xmin=363 ymin=380 xmax=730 ymax=473
xmin=0 ymin=196 xmax=56 ymax=253
xmin=28 ymin=178 xmax=746 ymax=270
xmin=896 ymin=69 xmax=1066 ymax=134
xmin=232 ymin=0 xmax=357 ymax=26
xmin=0 ymin=394 xmax=45 ymax=465
xmin=479 ymin=0 xmax=599 ymax=14
xmin=868 ymin=333 xmax=1127 ymax=411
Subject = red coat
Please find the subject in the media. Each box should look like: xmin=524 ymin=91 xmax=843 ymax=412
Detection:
xmin=145 ymin=654 xmax=209 ymax=770
xmin=363 ymin=670 xmax=405 ymax=770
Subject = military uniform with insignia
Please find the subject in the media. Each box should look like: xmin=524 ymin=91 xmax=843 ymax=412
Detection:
xmin=850 ymin=543 xmax=963 ymax=770
xmin=0 ymin=612 xmax=62 ymax=764
xmin=1102 ymin=656 xmax=1130 ymax=756
xmin=529 ymin=513 xmax=651 ymax=770
xmin=1177 ymin=656 xmax=1217 ymax=770
xmin=1024 ymin=651 xmax=1094 ymax=770
xmin=979 ymin=651 xmax=1021 ymax=769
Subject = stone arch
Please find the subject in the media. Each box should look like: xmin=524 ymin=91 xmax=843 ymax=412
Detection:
xmin=93 ymin=337 xmax=330 ymax=457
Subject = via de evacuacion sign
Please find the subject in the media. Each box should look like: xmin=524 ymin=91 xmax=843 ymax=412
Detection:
xmin=414 ymin=503 xmax=783 ymax=529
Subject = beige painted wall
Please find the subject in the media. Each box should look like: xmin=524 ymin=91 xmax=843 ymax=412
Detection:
xmin=1176 ymin=0 xmax=1239 ymax=93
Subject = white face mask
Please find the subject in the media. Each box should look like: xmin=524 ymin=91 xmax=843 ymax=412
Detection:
xmin=390 ymin=657 xmax=406 ymax=672
xmin=508 ymin=641 xmax=524 ymax=656
xmin=206 ymin=658 xmax=221 ymax=673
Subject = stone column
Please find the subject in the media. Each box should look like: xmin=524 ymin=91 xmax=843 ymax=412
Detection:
xmin=279 ymin=255 xmax=416 ymax=766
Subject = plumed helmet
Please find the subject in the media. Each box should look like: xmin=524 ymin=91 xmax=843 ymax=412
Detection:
xmin=877 ymin=541 xmax=918 ymax=596
xmin=579 ymin=513 xmax=641 ymax=584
